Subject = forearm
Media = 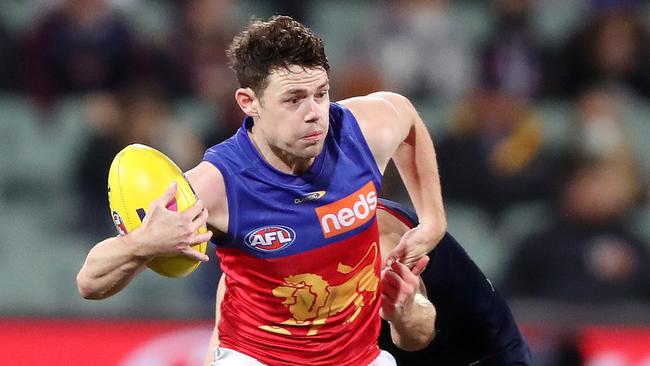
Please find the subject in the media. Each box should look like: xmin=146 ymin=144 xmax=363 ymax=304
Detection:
xmin=393 ymin=102 xmax=446 ymax=242
xmin=76 ymin=235 xmax=149 ymax=300
xmin=389 ymin=293 xmax=437 ymax=351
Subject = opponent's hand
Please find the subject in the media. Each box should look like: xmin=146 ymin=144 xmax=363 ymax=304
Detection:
xmin=129 ymin=182 xmax=212 ymax=262
xmin=380 ymin=255 xmax=429 ymax=322
xmin=384 ymin=223 xmax=438 ymax=269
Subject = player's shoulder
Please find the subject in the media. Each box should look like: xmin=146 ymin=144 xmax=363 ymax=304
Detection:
xmin=338 ymin=92 xmax=404 ymax=121
xmin=185 ymin=161 xmax=224 ymax=199
xmin=185 ymin=160 xmax=222 ymax=178
xmin=185 ymin=161 xmax=225 ymax=200
xmin=337 ymin=92 xmax=413 ymax=171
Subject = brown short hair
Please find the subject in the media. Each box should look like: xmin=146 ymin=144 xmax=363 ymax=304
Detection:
xmin=226 ymin=15 xmax=330 ymax=97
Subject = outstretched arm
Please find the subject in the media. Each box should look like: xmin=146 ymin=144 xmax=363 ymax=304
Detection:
xmin=341 ymin=93 xmax=446 ymax=267
xmin=76 ymin=183 xmax=211 ymax=300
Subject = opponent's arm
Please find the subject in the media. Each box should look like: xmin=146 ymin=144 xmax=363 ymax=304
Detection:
xmin=378 ymin=208 xmax=436 ymax=351
xmin=203 ymin=274 xmax=226 ymax=366
xmin=76 ymin=184 xmax=211 ymax=300
xmin=341 ymin=93 xmax=446 ymax=267
xmin=381 ymin=258 xmax=436 ymax=351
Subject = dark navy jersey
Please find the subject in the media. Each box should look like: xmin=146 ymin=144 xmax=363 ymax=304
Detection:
xmin=377 ymin=199 xmax=531 ymax=366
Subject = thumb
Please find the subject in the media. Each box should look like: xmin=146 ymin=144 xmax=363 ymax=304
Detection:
xmin=411 ymin=255 xmax=430 ymax=276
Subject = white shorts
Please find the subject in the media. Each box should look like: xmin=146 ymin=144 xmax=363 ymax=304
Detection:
xmin=210 ymin=347 xmax=397 ymax=366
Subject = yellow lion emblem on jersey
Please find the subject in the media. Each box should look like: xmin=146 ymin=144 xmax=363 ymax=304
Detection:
xmin=260 ymin=243 xmax=379 ymax=336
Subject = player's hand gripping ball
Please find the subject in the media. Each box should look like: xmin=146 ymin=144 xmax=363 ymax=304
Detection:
xmin=107 ymin=144 xmax=208 ymax=277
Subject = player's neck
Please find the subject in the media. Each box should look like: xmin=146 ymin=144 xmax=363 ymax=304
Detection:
xmin=248 ymin=129 xmax=314 ymax=175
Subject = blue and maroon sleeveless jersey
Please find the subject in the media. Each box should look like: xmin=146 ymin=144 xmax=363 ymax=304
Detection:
xmin=203 ymin=103 xmax=383 ymax=366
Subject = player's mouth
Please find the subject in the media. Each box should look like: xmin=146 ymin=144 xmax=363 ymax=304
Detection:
xmin=302 ymin=131 xmax=323 ymax=141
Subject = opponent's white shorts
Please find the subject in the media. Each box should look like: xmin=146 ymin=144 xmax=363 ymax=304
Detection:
xmin=210 ymin=347 xmax=397 ymax=366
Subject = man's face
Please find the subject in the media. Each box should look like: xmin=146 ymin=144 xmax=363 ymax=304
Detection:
xmin=253 ymin=66 xmax=330 ymax=161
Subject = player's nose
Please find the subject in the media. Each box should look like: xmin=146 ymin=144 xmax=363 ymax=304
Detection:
xmin=304 ymin=98 xmax=321 ymax=123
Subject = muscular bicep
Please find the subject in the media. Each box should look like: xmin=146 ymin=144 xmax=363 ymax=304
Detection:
xmin=339 ymin=93 xmax=413 ymax=173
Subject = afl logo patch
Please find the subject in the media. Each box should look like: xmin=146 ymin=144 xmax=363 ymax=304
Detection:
xmin=112 ymin=211 xmax=128 ymax=236
xmin=245 ymin=226 xmax=296 ymax=252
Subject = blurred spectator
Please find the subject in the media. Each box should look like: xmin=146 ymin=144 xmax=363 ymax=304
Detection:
xmin=76 ymin=91 xmax=126 ymax=238
xmin=150 ymin=0 xmax=243 ymax=149
xmin=480 ymin=0 xmax=551 ymax=99
xmin=201 ymin=108 xmax=245 ymax=151
xmin=155 ymin=0 xmax=238 ymax=101
xmin=73 ymin=81 xmax=207 ymax=241
xmin=502 ymin=90 xmax=649 ymax=304
xmin=0 ymin=21 xmax=19 ymax=91
xmin=123 ymin=82 xmax=204 ymax=171
xmin=23 ymin=0 xmax=141 ymax=111
xmin=377 ymin=0 xmax=474 ymax=101
xmin=501 ymin=158 xmax=649 ymax=304
xmin=556 ymin=1 xmax=650 ymax=99
xmin=436 ymin=87 xmax=561 ymax=221
xmin=571 ymin=88 xmax=637 ymax=167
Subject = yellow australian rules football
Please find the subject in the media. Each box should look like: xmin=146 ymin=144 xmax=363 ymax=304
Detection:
xmin=107 ymin=144 xmax=208 ymax=277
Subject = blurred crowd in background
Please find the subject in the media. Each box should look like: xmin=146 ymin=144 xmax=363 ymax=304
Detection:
xmin=0 ymin=0 xmax=649 ymax=363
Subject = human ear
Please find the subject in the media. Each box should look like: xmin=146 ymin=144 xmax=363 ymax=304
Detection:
xmin=234 ymin=88 xmax=259 ymax=117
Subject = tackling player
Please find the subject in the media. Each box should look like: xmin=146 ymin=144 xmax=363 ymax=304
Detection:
xmin=377 ymin=199 xmax=531 ymax=365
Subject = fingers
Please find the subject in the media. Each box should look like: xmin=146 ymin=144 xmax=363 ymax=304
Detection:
xmin=400 ymin=256 xmax=419 ymax=270
xmin=383 ymin=272 xmax=415 ymax=298
xmin=381 ymin=290 xmax=402 ymax=321
xmin=182 ymin=199 xmax=205 ymax=220
xmin=190 ymin=208 xmax=209 ymax=232
xmin=384 ymin=237 xmax=420 ymax=269
xmin=180 ymin=228 xmax=213 ymax=262
xmin=381 ymin=262 xmax=419 ymax=304
xmin=411 ymin=255 xmax=430 ymax=277
xmin=386 ymin=247 xmax=422 ymax=270
xmin=380 ymin=294 xmax=395 ymax=320
xmin=183 ymin=229 xmax=213 ymax=247
xmin=190 ymin=208 xmax=209 ymax=231
xmin=380 ymin=266 xmax=416 ymax=322
xmin=388 ymin=261 xmax=420 ymax=288
xmin=181 ymin=246 xmax=210 ymax=262
xmin=384 ymin=244 xmax=406 ymax=269
xmin=381 ymin=270 xmax=402 ymax=303
xmin=194 ymin=230 xmax=213 ymax=244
